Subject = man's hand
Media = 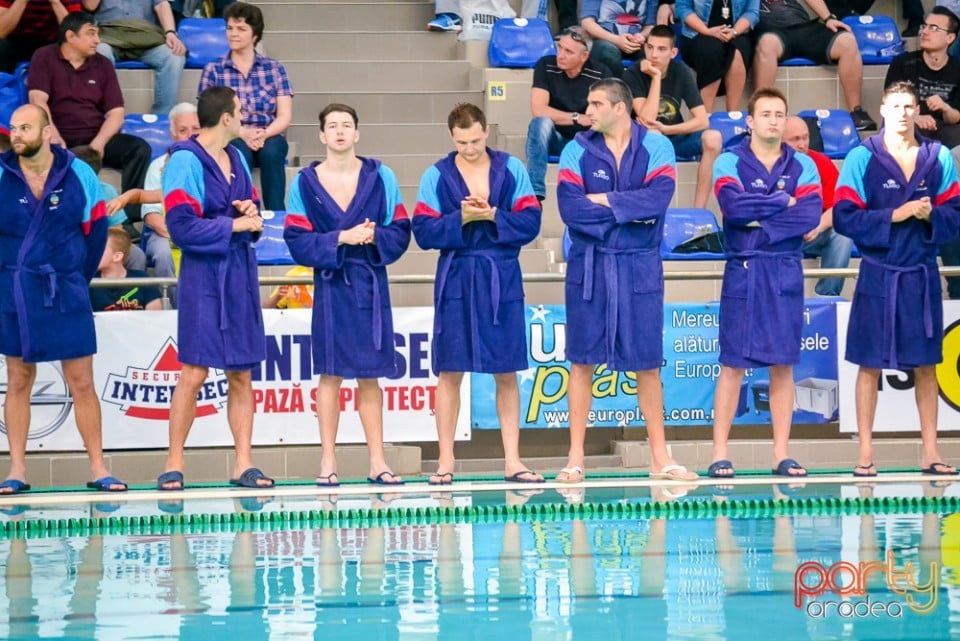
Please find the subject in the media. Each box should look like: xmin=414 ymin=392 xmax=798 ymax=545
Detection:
xmin=926 ymin=95 xmax=949 ymax=113
xmin=892 ymin=197 xmax=932 ymax=222
xmin=787 ymin=196 xmax=797 ymax=207
xmin=144 ymin=212 xmax=169 ymax=238
xmin=106 ymin=193 xmax=129 ymax=216
xmin=239 ymin=127 xmax=265 ymax=150
xmin=656 ymin=3 xmax=674 ymax=24
xmin=232 ymin=215 xmax=263 ymax=233
xmin=803 ymin=221 xmax=827 ymax=243
xmin=915 ymin=114 xmax=938 ymax=130
xmin=461 ymin=195 xmax=496 ymax=224
xmin=639 ymin=59 xmax=661 ymax=78
xmin=823 ymin=17 xmax=850 ymax=33
xmin=88 ymin=137 xmax=106 ymax=157
xmin=339 ymin=219 xmax=376 ymax=245
xmin=586 ymin=192 xmax=610 ymax=207
xmin=617 ymin=33 xmax=644 ymax=54
xmin=165 ymin=31 xmax=186 ymax=56
xmin=232 ymin=199 xmax=259 ymax=218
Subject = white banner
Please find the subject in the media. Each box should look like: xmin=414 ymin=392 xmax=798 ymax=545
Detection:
xmin=837 ymin=301 xmax=960 ymax=432
xmin=0 ymin=308 xmax=469 ymax=452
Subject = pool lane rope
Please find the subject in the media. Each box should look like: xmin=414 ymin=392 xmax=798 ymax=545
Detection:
xmin=2 ymin=495 xmax=959 ymax=539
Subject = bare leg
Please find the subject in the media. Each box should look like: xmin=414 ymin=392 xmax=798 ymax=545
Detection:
xmin=639 ymin=368 xmax=679 ymax=474
xmin=1 ymin=357 xmax=34 ymax=489
xmin=559 ymin=363 xmax=593 ymax=481
xmin=61 ymin=356 xmax=118 ymax=486
xmin=752 ymin=33 xmax=783 ymax=90
xmin=711 ymin=365 xmax=745 ymax=475
xmin=432 ymin=371 xmax=463 ymax=483
xmin=163 ymin=363 xmax=209 ymax=486
xmin=495 ymin=372 xmax=542 ymax=480
xmin=723 ymin=49 xmax=747 ymax=111
xmin=317 ymin=374 xmax=343 ymax=480
xmin=694 ymin=130 xmax=722 ymax=209
xmin=225 ymin=369 xmax=269 ymax=484
xmin=769 ymin=364 xmax=802 ymax=473
xmin=357 ymin=377 xmax=400 ymax=481
xmin=855 ymin=367 xmax=880 ymax=469
xmin=916 ymin=365 xmax=955 ymax=472
xmin=831 ymin=33 xmax=863 ymax=110
xmin=700 ymin=79 xmax=721 ymax=113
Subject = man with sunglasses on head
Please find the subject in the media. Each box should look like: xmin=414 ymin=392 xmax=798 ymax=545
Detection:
xmin=527 ymin=27 xmax=612 ymax=203
xmin=884 ymin=7 xmax=960 ymax=299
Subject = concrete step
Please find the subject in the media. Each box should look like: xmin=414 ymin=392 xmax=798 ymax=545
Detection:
xmin=263 ymin=30 xmax=461 ymax=61
xmin=282 ymin=60 xmax=478 ymax=93
xmin=292 ymin=91 xmax=482 ymax=128
xmin=258 ymin=2 xmax=435 ymax=32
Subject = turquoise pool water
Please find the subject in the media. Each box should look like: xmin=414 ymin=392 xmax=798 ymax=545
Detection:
xmin=0 ymin=482 xmax=958 ymax=640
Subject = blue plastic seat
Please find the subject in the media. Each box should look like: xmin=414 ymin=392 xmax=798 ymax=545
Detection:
xmin=0 ymin=61 xmax=29 ymax=135
xmin=488 ymin=18 xmax=555 ymax=68
xmin=709 ymin=111 xmax=749 ymax=151
xmin=843 ymin=15 xmax=903 ymax=64
xmin=179 ymin=18 xmax=228 ymax=69
xmin=781 ymin=57 xmax=816 ymax=66
xmin=255 ymin=210 xmax=296 ymax=265
xmin=121 ymin=114 xmax=172 ymax=159
xmin=661 ymin=207 xmax=723 ymax=259
xmin=796 ymin=109 xmax=860 ymax=159
xmin=115 ymin=60 xmax=150 ymax=69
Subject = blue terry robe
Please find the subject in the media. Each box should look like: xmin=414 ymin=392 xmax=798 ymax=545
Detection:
xmin=163 ymin=137 xmax=265 ymax=371
xmin=283 ymin=158 xmax=411 ymax=378
xmin=412 ymin=149 xmax=541 ymax=373
xmin=557 ymin=122 xmax=676 ymax=371
xmin=834 ymin=133 xmax=960 ymax=369
xmin=0 ymin=146 xmax=106 ymax=362
xmin=713 ymin=139 xmax=822 ymax=368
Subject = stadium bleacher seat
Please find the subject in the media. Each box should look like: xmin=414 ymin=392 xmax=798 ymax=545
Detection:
xmin=121 ymin=114 xmax=172 ymax=159
xmin=843 ymin=15 xmax=903 ymax=64
xmin=488 ymin=18 xmax=555 ymax=68
xmin=256 ymin=210 xmax=296 ymax=265
xmin=661 ymin=207 xmax=723 ymax=259
xmin=115 ymin=60 xmax=150 ymax=70
xmin=709 ymin=111 xmax=749 ymax=151
xmin=0 ymin=61 xmax=29 ymax=135
xmin=796 ymin=109 xmax=860 ymax=159
xmin=781 ymin=58 xmax=815 ymax=66
xmin=179 ymin=18 xmax=228 ymax=69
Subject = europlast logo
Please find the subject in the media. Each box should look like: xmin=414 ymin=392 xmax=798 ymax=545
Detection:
xmin=100 ymin=337 xmax=228 ymax=420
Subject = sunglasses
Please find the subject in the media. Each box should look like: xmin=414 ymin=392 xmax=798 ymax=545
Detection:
xmin=558 ymin=28 xmax=588 ymax=46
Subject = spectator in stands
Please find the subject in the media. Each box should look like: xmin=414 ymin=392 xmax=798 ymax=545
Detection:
xmin=263 ymin=265 xmax=313 ymax=308
xmin=170 ymin=0 xmax=233 ymax=23
xmin=199 ymin=2 xmax=292 ymax=212
xmin=527 ymin=27 xmax=611 ymax=202
xmin=73 ymin=144 xmax=148 ymax=271
xmin=709 ymin=87 xmax=821 ymax=480
xmin=624 ymin=25 xmax=722 ymax=209
xmin=885 ymin=8 xmax=960 ymax=299
xmin=0 ymin=0 xmax=87 ymax=73
xmin=92 ymin=227 xmax=162 ymax=310
xmin=783 ymin=115 xmax=852 ymax=296
xmin=753 ymin=0 xmax=877 ymax=131
xmin=427 ymin=0 xmax=460 ymax=32
xmin=27 ymin=12 xmax=152 ymax=223
xmin=834 ymin=81 xmax=960 ymax=477
xmin=884 ymin=8 xmax=960 ymax=148
xmin=556 ymin=78 xmax=697 ymax=483
xmin=111 ymin=101 xmax=199 ymax=288
xmin=675 ymin=0 xmax=758 ymax=112
xmin=88 ymin=0 xmax=185 ymax=115
xmin=581 ymin=0 xmax=657 ymax=76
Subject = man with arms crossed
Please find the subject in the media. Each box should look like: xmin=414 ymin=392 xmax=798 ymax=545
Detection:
xmin=557 ymin=78 xmax=697 ymax=483
xmin=709 ymin=87 xmax=822 ymax=479
xmin=834 ymin=81 xmax=960 ymax=477
xmin=157 ymin=86 xmax=274 ymax=491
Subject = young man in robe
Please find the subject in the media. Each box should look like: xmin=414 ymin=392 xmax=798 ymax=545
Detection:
xmin=284 ymin=103 xmax=411 ymax=487
xmin=834 ymin=81 xmax=960 ymax=477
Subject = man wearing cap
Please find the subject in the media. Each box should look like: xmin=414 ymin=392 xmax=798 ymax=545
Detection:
xmin=527 ymin=26 xmax=612 ymax=203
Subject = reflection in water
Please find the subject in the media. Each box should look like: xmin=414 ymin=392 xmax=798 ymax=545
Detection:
xmin=0 ymin=488 xmax=958 ymax=640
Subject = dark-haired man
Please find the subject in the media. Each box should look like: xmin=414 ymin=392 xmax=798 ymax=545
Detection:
xmin=27 ymin=11 xmax=151 ymax=222
xmin=157 ymin=85 xmax=274 ymax=491
xmin=557 ymin=78 xmax=697 ymax=483
xmin=413 ymin=103 xmax=544 ymax=486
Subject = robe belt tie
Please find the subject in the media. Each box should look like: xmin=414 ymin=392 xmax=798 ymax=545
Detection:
xmin=862 ymin=255 xmax=934 ymax=370
xmin=434 ymin=248 xmax=514 ymax=337
xmin=7 ymin=264 xmax=58 ymax=308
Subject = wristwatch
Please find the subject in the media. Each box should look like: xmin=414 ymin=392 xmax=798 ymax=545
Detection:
xmin=819 ymin=13 xmax=838 ymax=23
xmin=571 ymin=112 xmax=580 ymax=124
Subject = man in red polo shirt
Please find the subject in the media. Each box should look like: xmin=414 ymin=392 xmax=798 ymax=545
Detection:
xmin=27 ymin=11 xmax=150 ymax=223
xmin=0 ymin=0 xmax=87 ymax=72
xmin=783 ymin=115 xmax=853 ymax=297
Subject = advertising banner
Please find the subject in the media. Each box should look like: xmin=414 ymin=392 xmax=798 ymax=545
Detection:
xmin=0 ymin=308 xmax=468 ymax=452
xmin=472 ymin=300 xmax=839 ymax=428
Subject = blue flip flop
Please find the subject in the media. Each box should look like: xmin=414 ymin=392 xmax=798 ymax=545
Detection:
xmin=772 ymin=458 xmax=808 ymax=477
xmin=87 ymin=476 xmax=128 ymax=492
xmin=367 ymin=471 xmax=405 ymax=486
xmin=157 ymin=470 xmax=185 ymax=491
xmin=229 ymin=467 xmax=275 ymax=489
xmin=708 ymin=460 xmax=735 ymax=478
xmin=0 ymin=479 xmax=31 ymax=495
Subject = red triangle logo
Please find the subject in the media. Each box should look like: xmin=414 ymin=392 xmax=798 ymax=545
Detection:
xmin=151 ymin=339 xmax=183 ymax=372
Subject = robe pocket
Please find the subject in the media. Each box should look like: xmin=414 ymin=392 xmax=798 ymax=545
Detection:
xmin=351 ymin=266 xmax=381 ymax=310
xmin=58 ymin=274 xmax=93 ymax=313
xmin=720 ymin=260 xmax=748 ymax=299
xmin=497 ymin=259 xmax=525 ymax=302
xmin=438 ymin=262 xmax=464 ymax=301
xmin=776 ymin=257 xmax=803 ymax=297
xmin=632 ymin=256 xmax=662 ymax=294
xmin=565 ymin=256 xmax=584 ymax=285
